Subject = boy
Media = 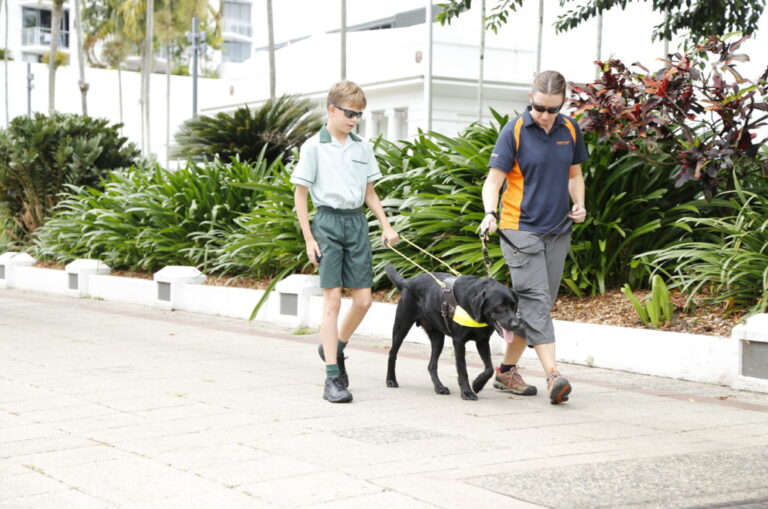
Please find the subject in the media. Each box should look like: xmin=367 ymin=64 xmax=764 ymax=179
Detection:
xmin=291 ymin=81 xmax=399 ymax=403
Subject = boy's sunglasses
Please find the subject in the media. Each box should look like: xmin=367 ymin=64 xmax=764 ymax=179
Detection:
xmin=531 ymin=102 xmax=563 ymax=114
xmin=332 ymin=104 xmax=363 ymax=119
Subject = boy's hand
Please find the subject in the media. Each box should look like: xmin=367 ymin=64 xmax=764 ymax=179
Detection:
xmin=381 ymin=228 xmax=399 ymax=247
xmin=306 ymin=239 xmax=322 ymax=266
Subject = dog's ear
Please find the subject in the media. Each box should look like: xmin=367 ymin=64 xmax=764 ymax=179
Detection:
xmin=469 ymin=289 xmax=487 ymax=320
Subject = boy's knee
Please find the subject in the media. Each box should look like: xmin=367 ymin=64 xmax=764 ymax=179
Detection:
xmin=353 ymin=296 xmax=372 ymax=312
xmin=324 ymin=289 xmax=342 ymax=314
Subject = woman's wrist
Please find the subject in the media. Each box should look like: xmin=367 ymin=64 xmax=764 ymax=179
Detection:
xmin=485 ymin=211 xmax=499 ymax=220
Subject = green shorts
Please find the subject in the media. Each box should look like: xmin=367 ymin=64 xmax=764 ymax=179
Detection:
xmin=312 ymin=206 xmax=373 ymax=289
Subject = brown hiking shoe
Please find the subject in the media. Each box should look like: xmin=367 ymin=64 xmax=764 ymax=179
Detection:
xmin=547 ymin=371 xmax=571 ymax=405
xmin=493 ymin=366 xmax=537 ymax=396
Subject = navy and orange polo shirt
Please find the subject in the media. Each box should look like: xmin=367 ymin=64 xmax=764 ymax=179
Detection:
xmin=489 ymin=107 xmax=588 ymax=233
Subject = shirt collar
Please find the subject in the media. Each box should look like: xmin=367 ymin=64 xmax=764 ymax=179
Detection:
xmin=523 ymin=105 xmax=565 ymax=128
xmin=319 ymin=125 xmax=362 ymax=144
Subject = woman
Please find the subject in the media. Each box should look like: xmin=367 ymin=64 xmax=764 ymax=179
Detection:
xmin=479 ymin=70 xmax=588 ymax=405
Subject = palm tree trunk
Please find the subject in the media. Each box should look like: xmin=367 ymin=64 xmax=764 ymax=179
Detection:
xmin=166 ymin=42 xmax=171 ymax=168
xmin=478 ymin=0 xmax=485 ymax=123
xmin=267 ymin=0 xmax=275 ymax=98
xmin=4 ymin=0 xmax=9 ymax=125
xmin=340 ymin=0 xmax=346 ymax=80
xmin=595 ymin=13 xmax=602 ymax=79
xmin=74 ymin=0 xmax=88 ymax=115
xmin=535 ymin=0 xmax=543 ymax=75
xmin=48 ymin=0 xmax=64 ymax=114
xmin=117 ymin=66 xmax=123 ymax=133
xmin=143 ymin=0 xmax=154 ymax=157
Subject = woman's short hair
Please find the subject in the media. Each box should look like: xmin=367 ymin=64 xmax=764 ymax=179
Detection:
xmin=327 ymin=81 xmax=367 ymax=110
xmin=532 ymin=70 xmax=567 ymax=97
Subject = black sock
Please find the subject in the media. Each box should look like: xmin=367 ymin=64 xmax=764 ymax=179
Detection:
xmin=500 ymin=363 xmax=516 ymax=373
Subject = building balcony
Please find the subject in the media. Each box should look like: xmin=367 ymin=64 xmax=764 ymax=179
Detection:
xmin=22 ymin=27 xmax=70 ymax=49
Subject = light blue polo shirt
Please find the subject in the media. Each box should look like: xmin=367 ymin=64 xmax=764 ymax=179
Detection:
xmin=290 ymin=125 xmax=382 ymax=209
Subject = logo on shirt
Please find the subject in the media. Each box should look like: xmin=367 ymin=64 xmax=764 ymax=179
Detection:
xmin=556 ymin=140 xmax=571 ymax=145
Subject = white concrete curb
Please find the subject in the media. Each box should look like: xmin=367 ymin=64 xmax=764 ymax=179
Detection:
xmin=1 ymin=254 xmax=766 ymax=393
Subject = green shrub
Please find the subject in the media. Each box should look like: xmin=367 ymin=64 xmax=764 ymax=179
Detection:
xmin=622 ymin=275 xmax=675 ymax=328
xmin=32 ymin=155 xmax=282 ymax=271
xmin=0 ymin=113 xmax=139 ymax=242
xmin=564 ymin=133 xmax=704 ymax=296
xmin=172 ymin=94 xmax=323 ymax=164
xmin=642 ymin=184 xmax=768 ymax=315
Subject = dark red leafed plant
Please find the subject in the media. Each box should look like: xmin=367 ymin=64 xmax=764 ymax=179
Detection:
xmin=568 ymin=35 xmax=768 ymax=197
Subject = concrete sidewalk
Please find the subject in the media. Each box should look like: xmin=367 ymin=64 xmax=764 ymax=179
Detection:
xmin=2 ymin=288 xmax=768 ymax=509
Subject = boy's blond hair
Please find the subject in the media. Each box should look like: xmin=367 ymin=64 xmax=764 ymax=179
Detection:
xmin=327 ymin=81 xmax=367 ymax=110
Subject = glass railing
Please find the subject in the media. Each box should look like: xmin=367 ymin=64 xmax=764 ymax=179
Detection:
xmin=223 ymin=19 xmax=252 ymax=37
xmin=21 ymin=27 xmax=70 ymax=48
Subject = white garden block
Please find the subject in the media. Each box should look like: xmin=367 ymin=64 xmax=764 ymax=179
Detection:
xmin=0 ymin=252 xmax=36 ymax=289
xmin=173 ymin=283 xmax=271 ymax=321
xmin=153 ymin=266 xmax=206 ymax=310
xmin=273 ymin=274 xmax=323 ymax=328
xmin=11 ymin=266 xmax=68 ymax=295
xmin=731 ymin=313 xmax=768 ymax=392
xmin=64 ymin=259 xmax=112 ymax=298
xmin=88 ymin=274 xmax=156 ymax=306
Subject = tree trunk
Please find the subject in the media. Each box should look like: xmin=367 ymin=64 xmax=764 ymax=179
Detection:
xmin=74 ymin=0 xmax=88 ymax=115
xmin=117 ymin=66 xmax=123 ymax=133
xmin=478 ymin=0 xmax=485 ymax=123
xmin=535 ymin=0 xmax=543 ymax=75
xmin=267 ymin=0 xmax=275 ymax=98
xmin=166 ymin=42 xmax=170 ymax=168
xmin=143 ymin=0 xmax=154 ymax=157
xmin=340 ymin=0 xmax=346 ymax=80
xmin=4 ymin=0 xmax=9 ymax=124
xmin=595 ymin=13 xmax=602 ymax=79
xmin=48 ymin=0 xmax=64 ymax=114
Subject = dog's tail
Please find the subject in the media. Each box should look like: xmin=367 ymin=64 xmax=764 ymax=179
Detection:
xmin=385 ymin=264 xmax=407 ymax=291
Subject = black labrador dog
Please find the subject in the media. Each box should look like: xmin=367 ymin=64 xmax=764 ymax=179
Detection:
xmin=385 ymin=265 xmax=521 ymax=400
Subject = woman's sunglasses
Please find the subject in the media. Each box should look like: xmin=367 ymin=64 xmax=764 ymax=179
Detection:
xmin=332 ymin=104 xmax=363 ymax=119
xmin=531 ymin=102 xmax=563 ymax=114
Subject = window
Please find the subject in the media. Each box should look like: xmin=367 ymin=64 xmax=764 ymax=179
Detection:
xmin=223 ymin=40 xmax=251 ymax=63
xmin=222 ymin=1 xmax=252 ymax=37
xmin=21 ymin=7 xmax=69 ymax=48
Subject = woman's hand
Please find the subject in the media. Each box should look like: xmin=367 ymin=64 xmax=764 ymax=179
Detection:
xmin=480 ymin=212 xmax=498 ymax=237
xmin=568 ymin=203 xmax=587 ymax=223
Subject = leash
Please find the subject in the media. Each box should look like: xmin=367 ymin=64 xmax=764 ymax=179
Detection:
xmin=384 ymin=236 xmax=461 ymax=290
xmin=480 ymin=214 xmax=574 ymax=277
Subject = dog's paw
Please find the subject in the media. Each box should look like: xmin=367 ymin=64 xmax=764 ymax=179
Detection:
xmin=461 ymin=390 xmax=479 ymax=401
xmin=472 ymin=379 xmax=489 ymax=393
xmin=435 ymin=385 xmax=450 ymax=395
xmin=386 ymin=379 xmax=399 ymax=388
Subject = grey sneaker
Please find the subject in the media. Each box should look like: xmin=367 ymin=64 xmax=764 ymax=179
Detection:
xmin=318 ymin=344 xmax=349 ymax=389
xmin=493 ymin=366 xmax=537 ymax=396
xmin=324 ymin=376 xmax=353 ymax=403
xmin=546 ymin=371 xmax=571 ymax=405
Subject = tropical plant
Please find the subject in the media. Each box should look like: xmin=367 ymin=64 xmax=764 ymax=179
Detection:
xmin=172 ymin=95 xmax=323 ymax=163
xmin=563 ymin=131 xmax=703 ymax=296
xmin=0 ymin=113 xmax=138 ymax=242
xmin=33 ymin=155 xmax=281 ymax=272
xmin=641 ymin=183 xmax=768 ymax=315
xmin=569 ymin=35 xmax=768 ymax=197
xmin=622 ymin=275 xmax=675 ymax=328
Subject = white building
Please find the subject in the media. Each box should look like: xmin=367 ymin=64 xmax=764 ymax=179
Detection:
xmin=1 ymin=1 xmax=766 ymax=163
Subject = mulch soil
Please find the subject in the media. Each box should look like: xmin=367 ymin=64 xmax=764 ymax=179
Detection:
xmin=32 ymin=261 xmax=742 ymax=337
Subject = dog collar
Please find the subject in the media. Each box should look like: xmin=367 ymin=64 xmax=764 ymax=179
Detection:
xmin=453 ymin=305 xmax=488 ymax=328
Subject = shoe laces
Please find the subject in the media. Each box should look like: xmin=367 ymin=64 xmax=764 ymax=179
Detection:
xmin=546 ymin=371 xmax=561 ymax=384
xmin=508 ymin=366 xmax=525 ymax=385
xmin=330 ymin=376 xmax=347 ymax=391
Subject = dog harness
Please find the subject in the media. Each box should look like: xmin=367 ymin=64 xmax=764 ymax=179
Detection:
xmin=440 ymin=277 xmax=488 ymax=333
